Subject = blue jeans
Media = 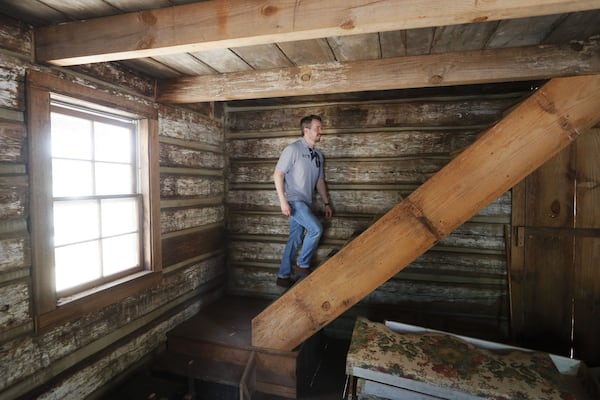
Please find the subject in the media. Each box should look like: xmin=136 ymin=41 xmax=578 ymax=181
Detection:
xmin=278 ymin=201 xmax=323 ymax=278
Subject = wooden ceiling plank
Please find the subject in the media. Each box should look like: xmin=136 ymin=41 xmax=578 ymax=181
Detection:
xmin=276 ymin=39 xmax=336 ymax=65
xmin=431 ymin=22 xmax=497 ymax=54
xmin=152 ymin=53 xmax=215 ymax=75
xmin=252 ymin=73 xmax=600 ymax=351
xmin=380 ymin=31 xmax=407 ymax=58
xmin=230 ymin=44 xmax=293 ymax=70
xmin=190 ymin=48 xmax=252 ymax=74
xmin=544 ymin=9 xmax=600 ymax=44
xmin=35 ymin=0 xmax=600 ymax=66
xmin=327 ymin=33 xmax=381 ymax=62
xmin=157 ymin=41 xmax=600 ymax=103
xmin=486 ymin=15 xmax=563 ymax=49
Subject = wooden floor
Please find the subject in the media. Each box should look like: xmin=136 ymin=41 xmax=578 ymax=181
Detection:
xmin=169 ymin=295 xmax=271 ymax=350
xmin=140 ymin=295 xmax=351 ymax=399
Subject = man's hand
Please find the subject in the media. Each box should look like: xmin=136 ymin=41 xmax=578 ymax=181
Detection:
xmin=280 ymin=201 xmax=292 ymax=217
xmin=325 ymin=204 xmax=333 ymax=220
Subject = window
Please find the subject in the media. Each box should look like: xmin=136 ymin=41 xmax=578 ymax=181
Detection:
xmin=28 ymin=71 xmax=161 ymax=331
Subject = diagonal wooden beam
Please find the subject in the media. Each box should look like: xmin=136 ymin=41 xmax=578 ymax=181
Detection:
xmin=251 ymin=74 xmax=600 ymax=351
xmin=157 ymin=40 xmax=600 ymax=102
xmin=36 ymin=0 xmax=600 ymax=66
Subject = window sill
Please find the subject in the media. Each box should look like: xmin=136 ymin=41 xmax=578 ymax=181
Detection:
xmin=35 ymin=270 xmax=162 ymax=333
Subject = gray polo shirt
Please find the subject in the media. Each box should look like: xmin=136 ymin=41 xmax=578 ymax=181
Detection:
xmin=275 ymin=138 xmax=324 ymax=204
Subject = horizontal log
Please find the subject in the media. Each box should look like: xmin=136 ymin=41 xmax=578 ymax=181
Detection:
xmin=227 ymin=130 xmax=479 ymax=160
xmin=161 ymin=206 xmax=225 ymax=234
xmin=162 ymin=226 xmax=225 ymax=267
xmin=0 ymin=280 xmax=29 ymax=331
xmin=0 ymin=53 xmax=27 ymax=110
xmin=229 ymin=157 xmax=450 ymax=185
xmin=0 ymin=232 xmax=30 ymax=272
xmin=0 ymin=14 xmax=32 ymax=56
xmin=0 ymin=176 xmax=28 ymax=219
xmin=0 ymin=121 xmax=26 ymax=163
xmin=159 ymin=142 xmax=225 ymax=169
xmin=226 ymin=97 xmax=518 ymax=133
xmin=160 ymin=174 xmax=224 ymax=199
xmin=160 ymin=41 xmax=600 ymax=102
xmin=228 ymin=265 xmax=506 ymax=310
xmin=226 ymin=189 xmax=510 ymax=217
xmin=71 ymin=62 xmax=155 ymax=98
xmin=159 ymin=105 xmax=223 ymax=146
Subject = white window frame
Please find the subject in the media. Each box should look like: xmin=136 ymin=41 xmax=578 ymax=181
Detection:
xmin=27 ymin=71 xmax=162 ymax=331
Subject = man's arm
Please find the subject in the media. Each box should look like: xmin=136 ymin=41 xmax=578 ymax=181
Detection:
xmin=316 ymin=178 xmax=333 ymax=219
xmin=274 ymin=169 xmax=291 ymax=217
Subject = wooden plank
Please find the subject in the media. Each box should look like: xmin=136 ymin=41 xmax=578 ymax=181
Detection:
xmin=573 ymin=128 xmax=600 ymax=365
xmin=230 ymin=44 xmax=293 ymax=69
xmin=35 ymin=0 xmax=600 ymax=65
xmin=190 ymin=48 xmax=252 ymax=73
xmin=226 ymin=97 xmax=519 ymax=132
xmin=251 ymin=75 xmax=600 ymax=351
xmin=327 ymin=33 xmax=381 ymax=62
xmin=158 ymin=41 xmax=600 ymax=102
xmin=161 ymin=225 xmax=225 ymax=267
xmin=239 ymin=351 xmax=256 ymax=400
xmin=277 ymin=39 xmax=335 ymax=65
xmin=430 ymin=22 xmax=496 ymax=54
xmin=486 ymin=15 xmax=562 ymax=48
xmin=511 ymin=145 xmax=575 ymax=355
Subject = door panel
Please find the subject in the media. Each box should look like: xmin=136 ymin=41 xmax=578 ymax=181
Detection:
xmin=511 ymin=128 xmax=600 ymax=366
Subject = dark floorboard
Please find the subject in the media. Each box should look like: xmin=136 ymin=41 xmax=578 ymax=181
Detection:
xmin=103 ymin=334 xmax=350 ymax=400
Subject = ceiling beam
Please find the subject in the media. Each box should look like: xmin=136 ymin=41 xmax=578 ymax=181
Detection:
xmin=157 ymin=40 xmax=600 ymax=103
xmin=36 ymin=0 xmax=600 ymax=66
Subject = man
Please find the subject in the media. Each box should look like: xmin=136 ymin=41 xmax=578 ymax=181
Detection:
xmin=273 ymin=115 xmax=333 ymax=288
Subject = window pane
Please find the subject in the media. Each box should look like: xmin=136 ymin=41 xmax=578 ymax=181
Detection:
xmin=52 ymin=159 xmax=93 ymax=197
xmin=95 ymin=122 xmax=133 ymax=163
xmin=51 ymin=113 xmax=92 ymax=160
xmin=53 ymin=200 xmax=100 ymax=246
xmin=102 ymin=234 xmax=139 ymax=276
xmin=55 ymin=241 xmax=101 ymax=291
xmin=101 ymin=198 xmax=138 ymax=237
xmin=95 ymin=162 xmax=134 ymax=195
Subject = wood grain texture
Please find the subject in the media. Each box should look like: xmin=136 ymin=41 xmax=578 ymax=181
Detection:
xmin=35 ymin=0 xmax=600 ymax=65
xmin=159 ymin=41 xmax=600 ymax=102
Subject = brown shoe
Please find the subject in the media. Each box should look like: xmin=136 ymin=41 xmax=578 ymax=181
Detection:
xmin=276 ymin=277 xmax=295 ymax=288
xmin=293 ymin=265 xmax=313 ymax=275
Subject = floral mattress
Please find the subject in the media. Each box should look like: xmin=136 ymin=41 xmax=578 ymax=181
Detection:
xmin=346 ymin=317 xmax=576 ymax=400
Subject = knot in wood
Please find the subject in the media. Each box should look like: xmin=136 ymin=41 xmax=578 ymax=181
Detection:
xmin=301 ymin=73 xmax=311 ymax=82
xmin=261 ymin=5 xmax=278 ymax=16
xmin=321 ymin=301 xmax=331 ymax=311
xmin=340 ymin=19 xmax=355 ymax=30
xmin=430 ymin=74 xmax=444 ymax=84
xmin=137 ymin=36 xmax=155 ymax=50
xmin=139 ymin=11 xmax=157 ymax=25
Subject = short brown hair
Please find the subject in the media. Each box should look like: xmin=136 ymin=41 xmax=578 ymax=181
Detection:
xmin=300 ymin=115 xmax=322 ymax=135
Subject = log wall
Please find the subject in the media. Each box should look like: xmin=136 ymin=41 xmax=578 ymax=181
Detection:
xmin=224 ymin=88 xmax=531 ymax=340
xmin=0 ymin=16 xmax=226 ymax=400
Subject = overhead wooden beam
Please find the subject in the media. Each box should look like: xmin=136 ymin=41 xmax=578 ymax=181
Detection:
xmin=157 ymin=41 xmax=600 ymax=103
xmin=36 ymin=0 xmax=600 ymax=66
xmin=251 ymin=74 xmax=600 ymax=351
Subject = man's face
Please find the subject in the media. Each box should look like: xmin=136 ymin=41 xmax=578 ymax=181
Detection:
xmin=305 ymin=120 xmax=322 ymax=143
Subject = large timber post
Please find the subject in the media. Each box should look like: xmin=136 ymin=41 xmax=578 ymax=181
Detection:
xmin=252 ymin=75 xmax=600 ymax=351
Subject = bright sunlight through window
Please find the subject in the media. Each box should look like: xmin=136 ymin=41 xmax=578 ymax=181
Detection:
xmin=50 ymin=103 xmax=142 ymax=293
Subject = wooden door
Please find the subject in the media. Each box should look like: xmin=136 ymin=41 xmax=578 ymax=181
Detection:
xmin=511 ymin=128 xmax=600 ymax=366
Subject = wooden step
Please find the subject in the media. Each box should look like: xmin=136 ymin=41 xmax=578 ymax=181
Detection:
xmin=156 ymin=295 xmax=321 ymax=399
